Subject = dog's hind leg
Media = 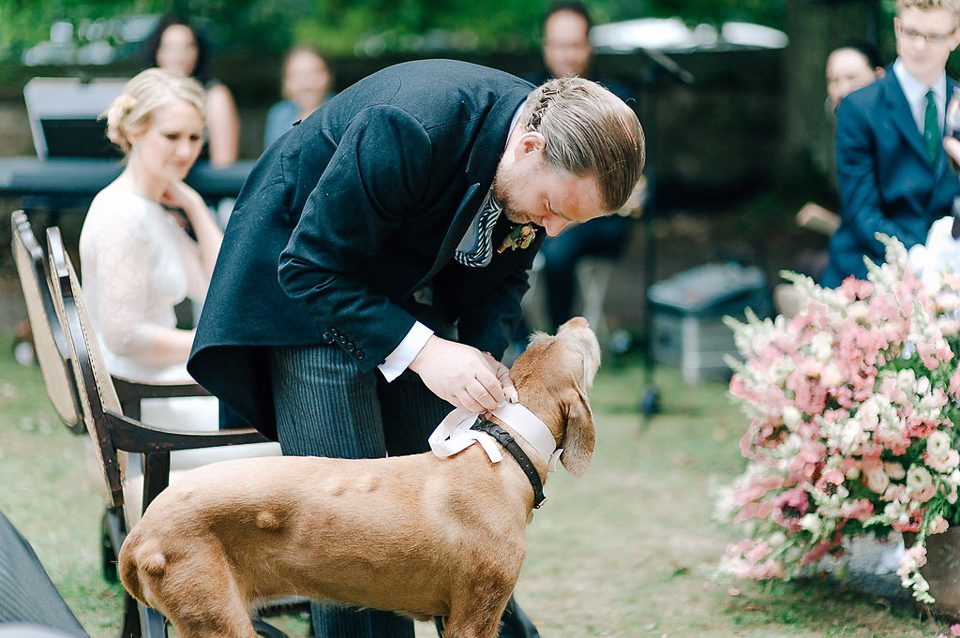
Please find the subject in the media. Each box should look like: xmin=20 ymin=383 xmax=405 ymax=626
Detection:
xmin=165 ymin=589 xmax=258 ymax=638
xmin=144 ymin=548 xmax=258 ymax=638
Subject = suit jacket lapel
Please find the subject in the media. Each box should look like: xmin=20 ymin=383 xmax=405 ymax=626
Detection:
xmin=884 ymin=72 xmax=930 ymax=164
xmin=406 ymin=85 xmax=531 ymax=298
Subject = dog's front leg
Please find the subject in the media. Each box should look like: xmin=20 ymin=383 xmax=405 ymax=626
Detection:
xmin=441 ymin=591 xmax=512 ymax=638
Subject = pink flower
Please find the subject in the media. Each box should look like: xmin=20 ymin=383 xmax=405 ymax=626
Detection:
xmin=721 ymin=235 xmax=960 ymax=604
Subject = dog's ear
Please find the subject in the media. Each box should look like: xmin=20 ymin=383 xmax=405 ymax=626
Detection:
xmin=560 ymin=387 xmax=596 ymax=477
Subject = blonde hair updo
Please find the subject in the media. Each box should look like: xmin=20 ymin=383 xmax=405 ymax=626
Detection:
xmin=103 ymin=68 xmax=206 ymax=153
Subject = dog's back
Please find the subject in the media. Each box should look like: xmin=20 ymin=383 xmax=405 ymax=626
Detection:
xmin=118 ymin=453 xmax=528 ymax=633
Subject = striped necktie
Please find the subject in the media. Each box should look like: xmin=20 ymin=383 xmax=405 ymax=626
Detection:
xmin=924 ymin=89 xmax=940 ymax=163
xmin=455 ymin=191 xmax=502 ymax=268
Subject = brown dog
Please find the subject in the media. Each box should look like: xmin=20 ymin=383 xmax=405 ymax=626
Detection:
xmin=118 ymin=318 xmax=601 ymax=638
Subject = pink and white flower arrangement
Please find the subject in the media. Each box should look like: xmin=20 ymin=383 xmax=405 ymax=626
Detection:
xmin=717 ymin=234 xmax=960 ymax=603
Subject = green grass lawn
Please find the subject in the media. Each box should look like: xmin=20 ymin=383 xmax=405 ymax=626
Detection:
xmin=0 ymin=339 xmax=956 ymax=638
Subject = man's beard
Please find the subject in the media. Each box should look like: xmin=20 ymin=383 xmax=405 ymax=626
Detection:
xmin=492 ymin=163 xmax=530 ymax=225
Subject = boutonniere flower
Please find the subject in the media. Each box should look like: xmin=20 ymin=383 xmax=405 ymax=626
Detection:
xmin=498 ymin=223 xmax=536 ymax=254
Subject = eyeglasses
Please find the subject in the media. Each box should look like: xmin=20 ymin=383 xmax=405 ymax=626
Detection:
xmin=899 ymin=24 xmax=957 ymax=45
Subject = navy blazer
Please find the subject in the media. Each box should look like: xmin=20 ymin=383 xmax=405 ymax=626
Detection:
xmin=188 ymin=60 xmax=541 ymax=437
xmin=822 ymin=68 xmax=960 ymax=287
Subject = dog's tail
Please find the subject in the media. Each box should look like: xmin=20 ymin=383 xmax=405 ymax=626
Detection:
xmin=118 ymin=533 xmax=167 ymax=607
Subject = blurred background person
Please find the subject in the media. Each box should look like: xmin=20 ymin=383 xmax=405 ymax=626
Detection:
xmin=825 ymin=40 xmax=885 ymax=114
xmin=775 ymin=41 xmax=886 ymax=315
xmin=523 ymin=1 xmax=642 ymax=336
xmin=141 ymin=12 xmax=240 ymax=167
xmin=264 ymin=45 xmax=333 ymax=149
xmin=821 ymin=0 xmax=960 ymax=288
xmin=80 ymin=68 xmax=276 ymax=462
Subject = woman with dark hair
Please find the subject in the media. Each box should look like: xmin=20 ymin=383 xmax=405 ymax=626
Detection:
xmin=825 ymin=40 xmax=886 ymax=113
xmin=141 ymin=13 xmax=240 ymax=166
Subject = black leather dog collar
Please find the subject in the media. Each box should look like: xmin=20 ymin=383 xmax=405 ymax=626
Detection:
xmin=471 ymin=418 xmax=546 ymax=509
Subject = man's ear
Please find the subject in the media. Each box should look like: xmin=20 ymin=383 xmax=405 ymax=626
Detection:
xmin=515 ymin=131 xmax=546 ymax=158
xmin=950 ymin=27 xmax=960 ymax=52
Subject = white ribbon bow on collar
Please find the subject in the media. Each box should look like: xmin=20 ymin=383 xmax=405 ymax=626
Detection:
xmin=428 ymin=402 xmax=563 ymax=472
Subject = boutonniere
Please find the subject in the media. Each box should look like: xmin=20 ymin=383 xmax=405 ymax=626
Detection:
xmin=497 ymin=223 xmax=536 ymax=254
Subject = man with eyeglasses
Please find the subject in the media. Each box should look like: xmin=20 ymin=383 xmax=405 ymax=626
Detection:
xmin=822 ymin=0 xmax=960 ymax=287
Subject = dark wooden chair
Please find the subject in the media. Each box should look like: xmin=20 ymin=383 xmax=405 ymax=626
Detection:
xmin=12 ymin=210 xmax=243 ymax=584
xmin=11 ymin=209 xmax=83 ymax=433
xmin=45 ymin=226 xmax=299 ymax=638
xmin=12 ymin=210 xmax=215 ymax=428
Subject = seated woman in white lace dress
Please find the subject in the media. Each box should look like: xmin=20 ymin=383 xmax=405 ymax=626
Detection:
xmin=79 ymin=68 xmax=278 ymax=468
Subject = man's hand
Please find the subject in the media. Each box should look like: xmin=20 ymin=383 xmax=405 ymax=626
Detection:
xmin=409 ymin=336 xmax=516 ymax=412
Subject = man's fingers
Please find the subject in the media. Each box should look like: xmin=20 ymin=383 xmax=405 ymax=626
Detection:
xmin=496 ymin=366 xmax=518 ymax=403
xmin=469 ymin=374 xmax=502 ymax=411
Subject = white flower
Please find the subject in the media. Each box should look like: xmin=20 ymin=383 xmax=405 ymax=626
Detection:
xmin=799 ymin=513 xmax=822 ymax=536
xmin=782 ymin=406 xmax=802 ymax=430
xmin=883 ymin=501 xmax=910 ymax=524
xmin=885 ymin=462 xmax=907 ymax=480
xmin=927 ymin=431 xmax=952 ymax=458
xmin=906 ymin=466 xmax=934 ymax=497
xmin=895 ymin=369 xmax=917 ymax=392
xmin=936 ymin=291 xmax=960 ymax=313
xmin=768 ymin=531 xmax=787 ymax=548
xmin=809 ymin=332 xmax=833 ymax=363
xmin=819 ymin=363 xmax=844 ymax=389
xmin=864 ymin=465 xmax=890 ymax=494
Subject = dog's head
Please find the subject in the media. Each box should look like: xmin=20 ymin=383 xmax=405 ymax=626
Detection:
xmin=509 ymin=317 xmax=601 ymax=477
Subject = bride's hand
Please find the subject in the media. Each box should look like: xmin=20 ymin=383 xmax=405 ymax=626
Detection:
xmin=160 ymin=179 xmax=205 ymax=215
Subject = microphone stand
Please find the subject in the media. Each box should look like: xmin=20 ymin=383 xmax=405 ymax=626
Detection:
xmin=634 ymin=47 xmax=694 ymax=425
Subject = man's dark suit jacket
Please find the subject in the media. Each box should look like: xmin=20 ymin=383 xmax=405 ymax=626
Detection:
xmin=187 ymin=60 xmax=542 ymax=438
xmin=822 ymin=68 xmax=960 ymax=287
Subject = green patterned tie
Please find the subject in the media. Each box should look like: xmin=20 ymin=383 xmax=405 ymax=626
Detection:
xmin=925 ymin=89 xmax=940 ymax=163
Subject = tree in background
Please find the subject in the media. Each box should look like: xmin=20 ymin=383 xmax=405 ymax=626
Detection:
xmin=1 ymin=0 xmax=787 ymax=61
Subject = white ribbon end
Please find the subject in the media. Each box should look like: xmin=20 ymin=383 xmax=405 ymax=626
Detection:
xmin=547 ymin=448 xmax=563 ymax=472
xmin=428 ymin=408 xmax=503 ymax=464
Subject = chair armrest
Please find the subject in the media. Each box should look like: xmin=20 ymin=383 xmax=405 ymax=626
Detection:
xmin=111 ymin=376 xmax=212 ymax=421
xmin=104 ymin=409 xmax=269 ymax=454
xmin=112 ymin=376 xmax=212 ymax=401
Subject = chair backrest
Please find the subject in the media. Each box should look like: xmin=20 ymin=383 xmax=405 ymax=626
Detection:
xmin=45 ymin=225 xmax=271 ymax=514
xmin=10 ymin=211 xmax=83 ymax=433
xmin=46 ymin=226 xmax=125 ymax=510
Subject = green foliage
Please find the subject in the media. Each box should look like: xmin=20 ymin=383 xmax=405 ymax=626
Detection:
xmin=0 ymin=0 xmax=787 ymax=59
xmin=635 ymin=0 xmax=784 ymax=27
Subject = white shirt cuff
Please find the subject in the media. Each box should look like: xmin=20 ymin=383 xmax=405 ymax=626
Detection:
xmin=378 ymin=321 xmax=434 ymax=382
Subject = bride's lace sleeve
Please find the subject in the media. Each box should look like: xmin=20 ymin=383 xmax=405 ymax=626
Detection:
xmin=85 ymin=212 xmax=170 ymax=362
